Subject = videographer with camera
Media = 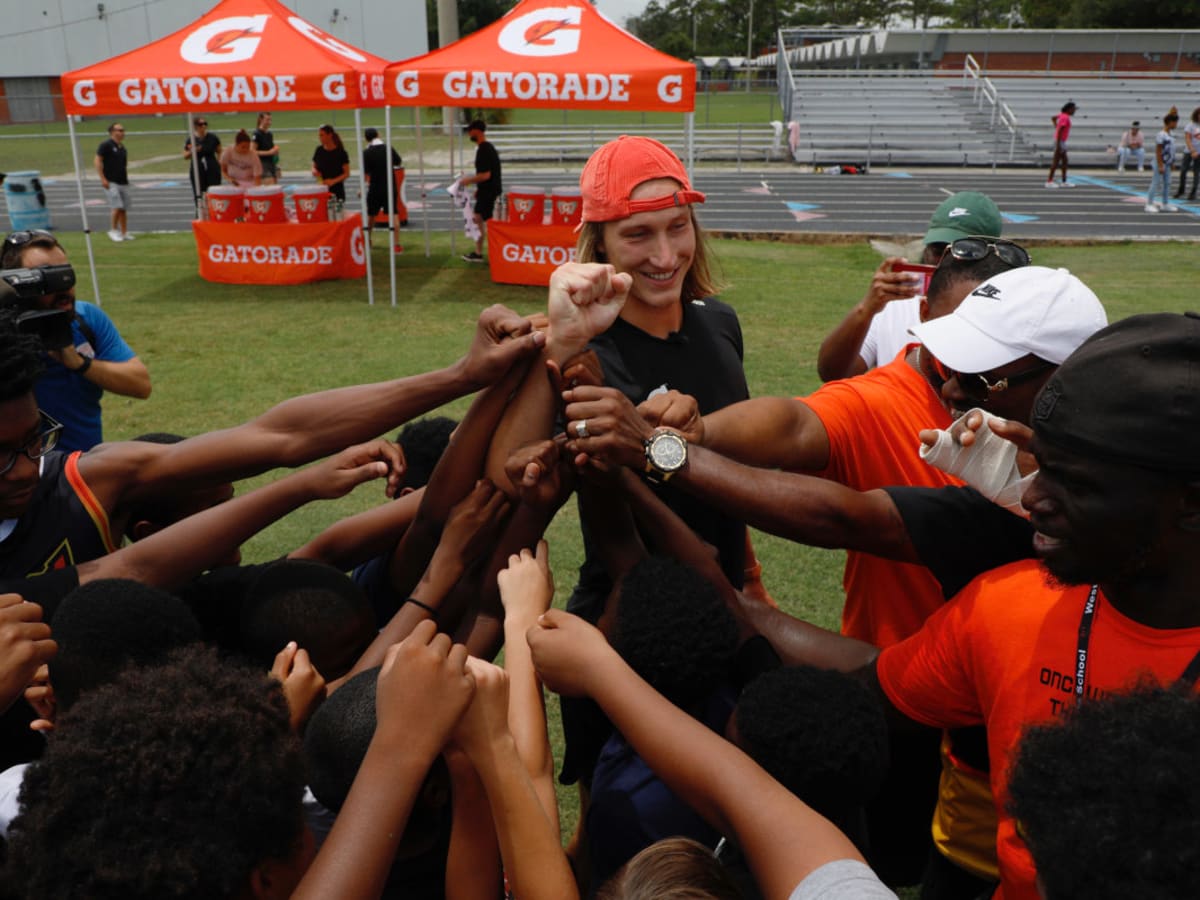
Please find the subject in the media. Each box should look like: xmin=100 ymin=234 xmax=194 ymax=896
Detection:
xmin=1 ymin=230 xmax=151 ymax=453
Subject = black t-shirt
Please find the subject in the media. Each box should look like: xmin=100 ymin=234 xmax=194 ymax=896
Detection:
xmin=312 ymin=145 xmax=351 ymax=200
xmin=883 ymin=485 xmax=1034 ymax=601
xmin=252 ymin=128 xmax=276 ymax=162
xmin=96 ymin=138 xmax=128 ymax=184
xmin=575 ymin=296 xmax=751 ymax=606
xmin=312 ymin=145 xmax=350 ymax=180
xmin=558 ymin=298 xmax=750 ymax=788
xmin=362 ymin=143 xmax=401 ymax=194
xmin=185 ymin=132 xmax=222 ymax=187
xmin=473 ymin=139 xmax=502 ymax=202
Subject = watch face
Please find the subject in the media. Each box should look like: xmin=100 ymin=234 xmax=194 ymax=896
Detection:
xmin=650 ymin=432 xmax=686 ymax=471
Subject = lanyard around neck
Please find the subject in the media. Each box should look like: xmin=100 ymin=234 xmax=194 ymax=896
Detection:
xmin=1075 ymin=585 xmax=1200 ymax=702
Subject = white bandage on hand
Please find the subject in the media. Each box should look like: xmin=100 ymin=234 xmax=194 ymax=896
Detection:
xmin=920 ymin=408 xmax=1032 ymax=518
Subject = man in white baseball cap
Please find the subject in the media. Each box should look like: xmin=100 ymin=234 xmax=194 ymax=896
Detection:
xmin=909 ymin=266 xmax=1107 ymax=422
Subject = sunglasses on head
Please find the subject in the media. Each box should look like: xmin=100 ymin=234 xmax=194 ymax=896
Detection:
xmin=941 ymin=236 xmax=1031 ymax=269
xmin=929 ymin=354 xmax=1054 ymax=402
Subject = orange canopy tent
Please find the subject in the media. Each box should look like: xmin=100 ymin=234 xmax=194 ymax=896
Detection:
xmin=60 ymin=0 xmax=392 ymax=303
xmin=385 ymin=0 xmax=694 ymax=114
xmin=384 ymin=0 xmax=698 ymax=266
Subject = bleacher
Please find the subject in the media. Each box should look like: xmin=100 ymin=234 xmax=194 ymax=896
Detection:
xmin=482 ymin=123 xmax=788 ymax=168
xmin=982 ymin=76 xmax=1200 ymax=169
xmin=786 ymin=71 xmax=1005 ymax=168
xmin=783 ymin=69 xmax=1200 ymax=169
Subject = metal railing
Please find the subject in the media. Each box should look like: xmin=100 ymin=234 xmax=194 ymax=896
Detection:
xmin=963 ymin=53 xmax=1019 ymax=161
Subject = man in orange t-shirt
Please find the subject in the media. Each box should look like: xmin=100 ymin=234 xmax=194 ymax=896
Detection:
xmin=871 ymin=312 xmax=1200 ymax=899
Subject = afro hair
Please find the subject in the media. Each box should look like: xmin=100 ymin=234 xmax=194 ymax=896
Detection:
xmin=1007 ymin=682 xmax=1200 ymax=900
xmin=610 ymin=556 xmax=739 ymax=710
xmin=5 ymin=644 xmax=308 ymax=899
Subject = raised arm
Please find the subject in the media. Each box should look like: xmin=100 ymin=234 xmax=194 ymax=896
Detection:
xmin=483 ymin=262 xmax=630 ymax=492
xmin=817 ymin=257 xmax=922 ymax=382
xmin=529 ymin=611 xmax=892 ymax=900
xmin=80 ymin=305 xmax=544 ymax=514
xmin=293 ymin=622 xmax=475 ymax=900
xmin=75 ymin=440 xmax=400 ymax=591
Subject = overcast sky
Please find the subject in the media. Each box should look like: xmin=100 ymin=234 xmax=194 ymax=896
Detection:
xmin=595 ymin=0 xmax=651 ymax=29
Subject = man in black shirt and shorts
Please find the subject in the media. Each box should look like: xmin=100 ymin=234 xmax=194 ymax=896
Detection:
xmin=94 ymin=123 xmax=131 ymax=242
xmin=460 ymin=119 xmax=501 ymax=263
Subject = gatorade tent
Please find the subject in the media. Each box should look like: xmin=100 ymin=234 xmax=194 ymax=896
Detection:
xmin=60 ymin=0 xmax=392 ymax=303
xmin=385 ymin=0 xmax=697 ymax=259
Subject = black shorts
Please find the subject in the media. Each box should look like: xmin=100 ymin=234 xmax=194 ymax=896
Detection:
xmin=366 ymin=190 xmax=392 ymax=218
xmin=475 ymin=194 xmax=497 ymax=221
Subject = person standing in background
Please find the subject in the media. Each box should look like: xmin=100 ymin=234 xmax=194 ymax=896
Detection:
xmin=183 ymin=119 xmax=222 ymax=205
xmin=94 ymin=123 xmax=131 ymax=242
xmin=1045 ymin=100 xmax=1076 ymax=188
xmin=312 ymin=124 xmax=350 ymax=203
xmin=220 ymin=130 xmax=263 ymax=189
xmin=1146 ymin=107 xmax=1180 ymax=213
xmin=1174 ymin=106 xmax=1200 ymax=201
xmin=460 ymin=119 xmax=502 ymax=263
xmin=253 ymin=112 xmax=280 ymax=185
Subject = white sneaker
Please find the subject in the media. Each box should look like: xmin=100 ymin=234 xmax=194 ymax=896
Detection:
xmin=1044 ymin=181 xmax=1058 ymax=189
xmin=107 ymin=229 xmax=122 ymax=242
xmin=122 ymin=232 xmax=135 ymax=241
xmin=1118 ymin=166 xmax=1125 ymax=173
xmin=1060 ymin=181 xmax=1076 ymax=188
xmin=1145 ymin=204 xmax=1159 ymax=213
xmin=1164 ymin=204 xmax=1180 ymax=212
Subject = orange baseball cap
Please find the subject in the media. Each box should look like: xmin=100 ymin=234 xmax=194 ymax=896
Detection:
xmin=579 ymin=135 xmax=705 ymax=224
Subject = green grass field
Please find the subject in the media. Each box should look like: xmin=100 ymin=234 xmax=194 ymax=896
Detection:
xmin=0 ymin=89 xmax=780 ymax=177
xmin=40 ymin=230 xmax=1196 ymax=861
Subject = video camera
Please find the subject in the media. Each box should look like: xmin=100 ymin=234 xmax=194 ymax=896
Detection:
xmin=0 ymin=264 xmax=77 ymax=351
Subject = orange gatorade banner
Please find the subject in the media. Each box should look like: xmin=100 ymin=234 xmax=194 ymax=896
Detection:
xmin=487 ymin=221 xmax=578 ymax=287
xmin=386 ymin=0 xmax=694 ymax=112
xmin=193 ymin=213 xmax=366 ymax=284
xmin=63 ymin=0 xmax=390 ymax=115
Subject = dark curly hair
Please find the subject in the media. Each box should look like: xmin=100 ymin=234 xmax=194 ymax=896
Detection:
xmin=396 ymin=416 xmax=457 ymax=492
xmin=6 ymin=644 xmax=309 ymax=899
xmin=1007 ymin=682 xmax=1200 ymax=900
xmin=733 ymin=665 xmax=889 ymax=849
xmin=0 ymin=308 xmax=45 ymax=404
xmin=240 ymin=559 xmax=376 ymax=681
xmin=610 ymin=557 xmax=738 ymax=709
xmin=49 ymin=578 xmax=202 ymax=712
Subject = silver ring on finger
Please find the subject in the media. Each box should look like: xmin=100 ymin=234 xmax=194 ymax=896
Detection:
xmin=575 ymin=419 xmax=590 ymax=439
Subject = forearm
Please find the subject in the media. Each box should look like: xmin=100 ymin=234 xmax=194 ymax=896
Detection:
xmin=80 ymin=356 xmax=151 ymax=399
xmin=444 ymin=751 xmax=503 ymax=900
xmin=289 ymin=490 xmax=422 ymax=569
xmin=701 ymin=397 xmax=827 ymax=471
xmin=817 ymin=305 xmax=874 ymax=382
xmin=502 ymin=604 xmax=557 ymax=825
xmin=678 ymin=446 xmax=918 ymax=561
xmin=204 ymin=363 xmax=476 ymax=478
xmin=732 ymin=591 xmax=879 ymax=671
xmin=88 ymin=467 xmax=317 ymax=590
xmin=588 ymin=654 xmax=865 ymax=899
xmin=294 ymin=739 xmax=437 ymax=900
xmin=470 ymin=734 xmax=577 ymax=900
xmin=484 ymin=352 xmax=558 ymax=493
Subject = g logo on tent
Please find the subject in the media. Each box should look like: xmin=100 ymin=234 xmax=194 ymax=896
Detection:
xmin=498 ymin=7 xmax=582 ymax=57
xmin=180 ymin=16 xmax=268 ymax=64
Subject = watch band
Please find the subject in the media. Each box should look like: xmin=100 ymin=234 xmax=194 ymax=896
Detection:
xmin=73 ymin=356 xmax=93 ymax=375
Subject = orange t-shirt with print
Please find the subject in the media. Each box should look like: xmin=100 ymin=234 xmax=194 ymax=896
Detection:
xmin=802 ymin=347 xmax=959 ymax=646
xmin=876 ymin=559 xmax=1200 ymax=900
